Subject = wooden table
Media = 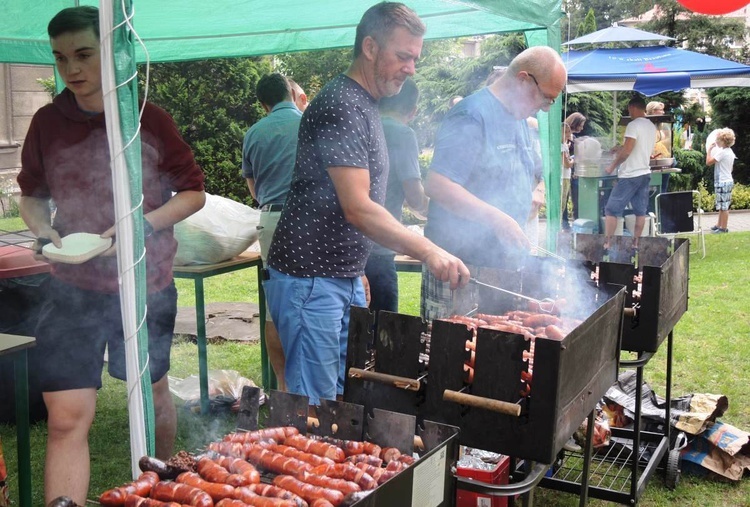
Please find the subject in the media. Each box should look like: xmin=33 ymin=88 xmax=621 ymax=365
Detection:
xmin=0 ymin=334 xmax=35 ymax=507
xmin=395 ymin=254 xmax=422 ymax=273
xmin=173 ymin=252 xmax=273 ymax=413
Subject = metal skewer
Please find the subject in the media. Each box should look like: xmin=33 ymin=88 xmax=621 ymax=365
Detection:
xmin=469 ymin=278 xmax=557 ymax=313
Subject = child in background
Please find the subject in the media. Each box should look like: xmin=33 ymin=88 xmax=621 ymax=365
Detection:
xmin=706 ymin=128 xmax=737 ymax=233
xmin=561 ymin=123 xmax=573 ymax=229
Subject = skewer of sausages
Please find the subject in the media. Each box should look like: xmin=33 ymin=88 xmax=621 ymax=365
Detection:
xmin=215 ymin=456 xmax=261 ymax=485
xmin=362 ymin=442 xmax=382 ymax=458
xmin=522 ymin=314 xmax=562 ymax=329
xmin=245 ymin=446 xmax=314 ymax=475
xmin=344 ymin=454 xmax=382 ymax=468
xmin=176 ymin=472 xmax=236 ymax=502
xmin=197 ymin=457 xmax=250 ymax=487
xmin=310 ymin=463 xmax=377 ymax=491
xmin=218 ymin=499 xmax=293 ymax=507
xmin=235 ymin=485 xmax=305 ymax=507
xmin=123 ymin=496 xmax=186 ymax=507
xmin=272 ymin=475 xmax=344 ymax=506
xmin=283 ymin=435 xmax=346 ymax=462
xmin=150 ymin=481 xmax=213 ymax=507
xmin=99 ymin=471 xmax=160 ymax=506
xmin=315 ymin=437 xmax=365 ymax=457
xmin=223 ymin=427 xmax=299 ymax=444
xmin=296 ymin=470 xmax=361 ymax=495
xmin=309 ymin=500 xmax=335 ymax=507
xmin=545 ymin=324 xmax=567 ymax=341
xmin=353 ymin=462 xmax=384 ymax=481
xmin=232 ymin=488 xmax=300 ymax=507
xmin=208 ymin=442 xmax=253 ymax=460
xmin=380 ymin=447 xmax=401 ymax=464
xmin=267 ymin=443 xmax=335 ymax=467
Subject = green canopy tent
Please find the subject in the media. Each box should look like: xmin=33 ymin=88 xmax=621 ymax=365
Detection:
xmin=0 ymin=0 xmax=563 ymax=478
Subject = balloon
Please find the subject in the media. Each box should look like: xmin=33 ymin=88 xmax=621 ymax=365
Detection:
xmin=677 ymin=0 xmax=749 ymax=15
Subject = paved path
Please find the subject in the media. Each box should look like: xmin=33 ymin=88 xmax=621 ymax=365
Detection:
xmin=539 ymin=209 xmax=750 ymax=241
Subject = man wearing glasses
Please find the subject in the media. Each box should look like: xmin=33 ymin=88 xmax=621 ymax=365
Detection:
xmin=421 ymin=46 xmax=566 ymax=320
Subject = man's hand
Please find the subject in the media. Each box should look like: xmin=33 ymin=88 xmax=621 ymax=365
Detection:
xmin=32 ymin=227 xmax=61 ymax=261
xmin=423 ymin=248 xmax=470 ymax=290
xmin=361 ymin=275 xmax=371 ymax=307
xmin=490 ymin=213 xmax=530 ymax=252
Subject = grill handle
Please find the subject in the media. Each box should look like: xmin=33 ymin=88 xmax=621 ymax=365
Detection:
xmin=443 ymin=389 xmax=522 ymax=417
xmin=347 ymin=368 xmax=421 ymax=391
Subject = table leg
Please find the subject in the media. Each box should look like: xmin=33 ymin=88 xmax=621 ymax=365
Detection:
xmin=257 ymin=263 xmax=277 ymax=390
xmin=195 ymin=277 xmax=209 ymax=414
xmin=14 ymin=350 xmax=32 ymax=507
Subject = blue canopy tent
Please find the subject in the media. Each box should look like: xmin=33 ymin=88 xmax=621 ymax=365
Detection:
xmin=565 ymin=45 xmax=750 ymax=95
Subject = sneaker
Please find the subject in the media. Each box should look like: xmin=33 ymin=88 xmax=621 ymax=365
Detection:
xmin=710 ymin=225 xmax=720 ymax=231
xmin=712 ymin=228 xmax=729 ymax=234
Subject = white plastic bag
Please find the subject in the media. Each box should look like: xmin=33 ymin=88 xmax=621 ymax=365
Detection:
xmin=173 ymin=193 xmax=260 ymax=265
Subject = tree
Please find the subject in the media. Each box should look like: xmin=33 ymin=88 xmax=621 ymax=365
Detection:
xmin=140 ymin=58 xmax=272 ymax=205
xmin=642 ymin=0 xmax=745 ymax=60
xmin=576 ymin=8 xmax=597 ymax=39
xmin=276 ymin=49 xmax=352 ymax=99
xmin=707 ymin=87 xmax=750 ymax=184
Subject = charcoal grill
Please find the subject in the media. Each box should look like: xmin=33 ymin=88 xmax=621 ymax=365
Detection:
xmin=537 ymin=233 xmax=691 ymax=505
xmin=558 ymin=234 xmax=690 ymax=352
xmin=344 ymin=258 xmax=627 ymax=465
xmin=236 ymin=388 xmax=460 ymax=506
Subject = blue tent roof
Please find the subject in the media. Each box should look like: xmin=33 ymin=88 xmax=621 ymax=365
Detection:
xmin=565 ymin=45 xmax=750 ymax=95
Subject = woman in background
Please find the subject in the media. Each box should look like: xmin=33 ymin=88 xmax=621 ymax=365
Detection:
xmin=564 ymin=112 xmax=586 ymax=229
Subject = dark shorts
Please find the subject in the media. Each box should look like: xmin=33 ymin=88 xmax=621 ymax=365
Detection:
xmin=35 ymin=278 xmax=177 ymax=392
xmin=364 ymin=254 xmax=398 ymax=313
xmin=605 ymin=175 xmax=651 ymax=217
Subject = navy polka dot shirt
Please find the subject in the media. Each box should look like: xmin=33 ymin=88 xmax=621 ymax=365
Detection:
xmin=268 ymin=74 xmax=388 ymax=278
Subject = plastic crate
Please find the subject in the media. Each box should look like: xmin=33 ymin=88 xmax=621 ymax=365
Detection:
xmin=456 ymin=455 xmax=510 ymax=507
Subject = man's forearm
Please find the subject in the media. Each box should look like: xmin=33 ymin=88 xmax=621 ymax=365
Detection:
xmin=19 ymin=196 xmax=53 ymax=235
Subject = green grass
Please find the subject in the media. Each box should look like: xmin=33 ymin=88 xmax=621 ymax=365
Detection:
xmin=0 ymin=216 xmax=26 ymax=234
xmin=1 ymin=226 xmax=749 ymax=506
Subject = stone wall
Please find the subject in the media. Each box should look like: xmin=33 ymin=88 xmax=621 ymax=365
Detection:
xmin=0 ymin=63 xmax=53 ymax=203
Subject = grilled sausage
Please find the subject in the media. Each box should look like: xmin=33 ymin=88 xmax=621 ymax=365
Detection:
xmin=176 ymin=472 xmax=235 ymax=502
xmin=150 ymin=481 xmax=213 ymax=507
xmin=272 ymin=475 xmax=344 ymax=506
xmin=99 ymin=472 xmax=160 ymax=506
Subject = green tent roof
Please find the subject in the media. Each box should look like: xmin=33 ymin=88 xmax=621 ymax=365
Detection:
xmin=1 ymin=0 xmax=562 ymax=65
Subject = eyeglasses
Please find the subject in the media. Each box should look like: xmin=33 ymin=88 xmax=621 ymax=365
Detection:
xmin=527 ymin=73 xmax=556 ymax=106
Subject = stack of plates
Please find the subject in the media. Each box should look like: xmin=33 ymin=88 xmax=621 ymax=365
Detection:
xmin=42 ymin=232 xmax=112 ymax=264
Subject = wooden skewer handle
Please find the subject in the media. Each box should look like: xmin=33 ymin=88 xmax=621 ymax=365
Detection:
xmin=443 ymin=389 xmax=522 ymax=417
xmin=347 ymin=367 xmax=421 ymax=391
xmin=623 ymin=307 xmax=636 ymax=318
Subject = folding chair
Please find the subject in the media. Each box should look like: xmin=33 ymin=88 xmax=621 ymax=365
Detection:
xmin=653 ymin=190 xmax=706 ymax=259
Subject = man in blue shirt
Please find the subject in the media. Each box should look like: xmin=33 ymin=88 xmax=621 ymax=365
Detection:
xmin=242 ymin=73 xmax=302 ymax=391
xmin=422 ymin=46 xmax=566 ymax=320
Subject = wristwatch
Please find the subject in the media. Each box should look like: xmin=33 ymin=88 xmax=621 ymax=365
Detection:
xmin=143 ymin=218 xmax=154 ymax=238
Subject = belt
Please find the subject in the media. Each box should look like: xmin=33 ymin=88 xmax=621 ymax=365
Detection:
xmin=260 ymin=204 xmax=284 ymax=212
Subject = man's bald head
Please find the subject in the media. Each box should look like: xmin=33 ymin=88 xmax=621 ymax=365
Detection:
xmin=507 ymin=46 xmax=566 ymax=84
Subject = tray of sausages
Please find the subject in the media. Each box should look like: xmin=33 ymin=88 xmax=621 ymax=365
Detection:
xmin=98 ymin=426 xmax=417 ymax=507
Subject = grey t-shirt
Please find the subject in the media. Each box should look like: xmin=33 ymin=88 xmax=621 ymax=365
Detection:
xmin=268 ymin=74 xmax=388 ymax=277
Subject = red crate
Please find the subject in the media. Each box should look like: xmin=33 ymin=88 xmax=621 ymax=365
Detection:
xmin=456 ymin=455 xmax=511 ymax=507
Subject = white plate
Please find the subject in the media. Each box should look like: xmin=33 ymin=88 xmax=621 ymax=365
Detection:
xmin=42 ymin=232 xmax=112 ymax=264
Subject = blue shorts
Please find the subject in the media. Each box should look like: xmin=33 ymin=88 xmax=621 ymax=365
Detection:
xmin=263 ymin=267 xmax=366 ymax=405
xmin=605 ymin=175 xmax=651 ymax=217
xmin=714 ymin=182 xmax=734 ymax=211
xmin=35 ymin=278 xmax=177 ymax=392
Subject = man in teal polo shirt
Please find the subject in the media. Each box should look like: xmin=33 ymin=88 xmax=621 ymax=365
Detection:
xmin=242 ymin=73 xmax=302 ymax=391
